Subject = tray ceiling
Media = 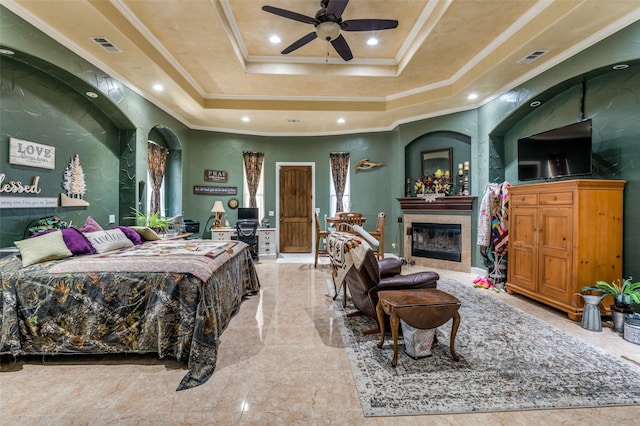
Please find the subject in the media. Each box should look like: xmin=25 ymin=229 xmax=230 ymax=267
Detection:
xmin=3 ymin=0 xmax=640 ymax=135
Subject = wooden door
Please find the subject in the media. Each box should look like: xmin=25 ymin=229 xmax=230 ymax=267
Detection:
xmin=279 ymin=166 xmax=312 ymax=253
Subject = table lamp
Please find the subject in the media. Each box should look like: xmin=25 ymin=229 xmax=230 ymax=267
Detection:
xmin=211 ymin=200 xmax=226 ymax=228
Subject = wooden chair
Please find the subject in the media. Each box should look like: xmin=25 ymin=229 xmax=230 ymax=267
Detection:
xmin=314 ymin=211 xmax=329 ymax=267
xmin=337 ymin=212 xmax=365 ymax=232
xmin=368 ymin=212 xmax=386 ymax=259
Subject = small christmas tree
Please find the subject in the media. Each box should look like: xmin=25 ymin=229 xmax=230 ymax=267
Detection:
xmin=61 ymin=154 xmax=89 ymax=206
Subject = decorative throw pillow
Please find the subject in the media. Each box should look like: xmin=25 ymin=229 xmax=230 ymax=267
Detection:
xmin=113 ymin=226 xmax=143 ymax=245
xmin=84 ymin=229 xmax=134 ymax=254
xmin=61 ymin=228 xmax=97 ymax=255
xmin=14 ymin=230 xmax=73 ymax=267
xmin=130 ymin=226 xmax=160 ymax=241
xmin=78 ymin=216 xmax=104 ymax=233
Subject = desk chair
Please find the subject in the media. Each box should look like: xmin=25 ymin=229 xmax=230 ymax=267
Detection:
xmin=236 ymin=219 xmax=259 ymax=261
xmin=314 ymin=211 xmax=329 ymax=268
xmin=369 ymin=212 xmax=386 ymax=259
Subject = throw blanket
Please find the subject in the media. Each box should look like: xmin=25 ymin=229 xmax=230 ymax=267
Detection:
xmin=327 ymin=232 xmax=371 ymax=296
xmin=48 ymin=240 xmax=239 ymax=282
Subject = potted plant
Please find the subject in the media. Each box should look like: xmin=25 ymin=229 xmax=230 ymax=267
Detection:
xmin=580 ymin=277 xmax=640 ymax=333
xmin=127 ymin=208 xmax=174 ymax=234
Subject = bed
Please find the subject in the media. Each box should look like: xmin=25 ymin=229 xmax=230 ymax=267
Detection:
xmin=0 ymin=237 xmax=260 ymax=390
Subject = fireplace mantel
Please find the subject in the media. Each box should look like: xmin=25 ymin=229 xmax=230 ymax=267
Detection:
xmin=397 ymin=196 xmax=476 ymax=212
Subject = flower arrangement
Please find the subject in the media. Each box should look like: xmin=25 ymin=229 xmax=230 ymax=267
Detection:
xmin=414 ymin=169 xmax=452 ymax=195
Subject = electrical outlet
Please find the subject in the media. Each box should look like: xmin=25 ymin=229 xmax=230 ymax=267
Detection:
xmin=108 ymin=214 xmax=115 ymax=224
xmin=268 ymin=210 xmax=274 ymax=216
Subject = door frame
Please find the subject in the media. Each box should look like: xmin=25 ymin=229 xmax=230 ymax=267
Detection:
xmin=275 ymin=162 xmax=316 ymax=254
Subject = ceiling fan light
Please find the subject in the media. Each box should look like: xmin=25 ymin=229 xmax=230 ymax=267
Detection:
xmin=316 ymin=21 xmax=341 ymax=41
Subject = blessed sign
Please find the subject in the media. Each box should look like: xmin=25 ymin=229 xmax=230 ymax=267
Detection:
xmin=9 ymin=138 xmax=56 ymax=169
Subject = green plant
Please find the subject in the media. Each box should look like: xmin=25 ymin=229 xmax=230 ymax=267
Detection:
xmin=581 ymin=277 xmax=640 ymax=309
xmin=127 ymin=208 xmax=173 ymax=231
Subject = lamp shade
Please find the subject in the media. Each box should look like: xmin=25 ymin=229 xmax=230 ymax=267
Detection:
xmin=211 ymin=200 xmax=225 ymax=213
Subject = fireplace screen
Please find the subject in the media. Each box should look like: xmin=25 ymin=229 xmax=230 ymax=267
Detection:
xmin=412 ymin=222 xmax=462 ymax=262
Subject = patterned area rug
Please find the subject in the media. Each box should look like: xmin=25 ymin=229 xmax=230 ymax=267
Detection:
xmin=336 ymin=279 xmax=640 ymax=416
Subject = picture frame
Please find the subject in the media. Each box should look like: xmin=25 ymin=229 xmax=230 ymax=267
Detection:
xmin=421 ymin=148 xmax=452 ymax=177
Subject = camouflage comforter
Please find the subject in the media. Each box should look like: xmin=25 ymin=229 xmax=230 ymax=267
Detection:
xmin=0 ymin=241 xmax=260 ymax=390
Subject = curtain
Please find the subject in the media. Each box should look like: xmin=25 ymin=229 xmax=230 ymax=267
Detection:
xmin=147 ymin=141 xmax=168 ymax=215
xmin=330 ymin=152 xmax=350 ymax=213
xmin=243 ymin=151 xmax=264 ymax=208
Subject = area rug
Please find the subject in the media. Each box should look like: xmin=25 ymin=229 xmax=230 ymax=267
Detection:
xmin=336 ymin=278 xmax=640 ymax=416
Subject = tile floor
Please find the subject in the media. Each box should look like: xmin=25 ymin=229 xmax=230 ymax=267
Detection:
xmin=1 ymin=256 xmax=639 ymax=425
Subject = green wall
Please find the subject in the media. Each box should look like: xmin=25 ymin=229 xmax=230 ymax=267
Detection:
xmin=1 ymin=6 xmax=639 ymax=280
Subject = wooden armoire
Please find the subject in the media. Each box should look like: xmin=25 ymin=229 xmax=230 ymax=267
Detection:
xmin=506 ymin=179 xmax=626 ymax=320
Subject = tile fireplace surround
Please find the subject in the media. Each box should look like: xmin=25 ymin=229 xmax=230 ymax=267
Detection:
xmin=398 ymin=196 xmax=475 ymax=273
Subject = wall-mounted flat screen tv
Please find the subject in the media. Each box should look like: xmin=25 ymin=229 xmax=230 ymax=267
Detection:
xmin=517 ymin=119 xmax=592 ymax=181
xmin=237 ymin=207 xmax=259 ymax=221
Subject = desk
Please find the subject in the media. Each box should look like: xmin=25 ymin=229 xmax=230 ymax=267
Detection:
xmin=211 ymin=227 xmax=276 ymax=257
xmin=376 ymin=289 xmax=461 ymax=367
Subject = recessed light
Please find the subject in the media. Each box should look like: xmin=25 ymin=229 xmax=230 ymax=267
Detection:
xmin=85 ymin=91 xmax=98 ymax=98
xmin=467 ymin=93 xmax=478 ymax=100
xmin=337 ymin=118 xmax=345 ymax=124
xmin=0 ymin=48 xmax=15 ymax=55
xmin=612 ymin=64 xmax=628 ymax=70
xmin=530 ymin=100 xmax=541 ymax=107
xmin=152 ymin=84 xmax=164 ymax=92
xmin=269 ymin=35 xmax=281 ymax=44
xmin=241 ymin=116 xmax=250 ymax=122
xmin=367 ymin=37 xmax=378 ymax=46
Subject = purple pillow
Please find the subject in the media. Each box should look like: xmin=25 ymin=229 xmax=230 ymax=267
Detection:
xmin=114 ymin=226 xmax=143 ymax=245
xmin=31 ymin=227 xmax=96 ymax=256
xmin=78 ymin=216 xmax=103 ymax=233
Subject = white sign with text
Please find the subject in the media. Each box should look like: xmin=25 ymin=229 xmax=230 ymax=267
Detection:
xmin=9 ymin=138 xmax=56 ymax=169
xmin=0 ymin=196 xmax=58 ymax=208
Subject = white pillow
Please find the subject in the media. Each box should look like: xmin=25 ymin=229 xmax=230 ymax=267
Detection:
xmin=14 ymin=230 xmax=73 ymax=267
xmin=84 ymin=229 xmax=134 ymax=253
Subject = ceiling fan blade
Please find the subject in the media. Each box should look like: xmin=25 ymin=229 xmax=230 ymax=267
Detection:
xmin=331 ymin=34 xmax=353 ymax=61
xmin=261 ymin=5 xmax=317 ymax=25
xmin=282 ymin=32 xmax=318 ymax=54
xmin=342 ymin=19 xmax=399 ymax=31
xmin=325 ymin=0 xmax=349 ymax=20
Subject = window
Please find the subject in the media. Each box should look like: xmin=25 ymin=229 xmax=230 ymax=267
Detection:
xmin=243 ymin=162 xmax=264 ymax=220
xmin=329 ymin=162 xmax=350 ymax=216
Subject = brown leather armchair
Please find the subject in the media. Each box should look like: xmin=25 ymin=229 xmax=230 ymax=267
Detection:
xmin=344 ymin=248 xmax=439 ymax=334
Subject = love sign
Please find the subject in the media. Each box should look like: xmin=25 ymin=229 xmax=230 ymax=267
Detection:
xmin=9 ymin=138 xmax=56 ymax=169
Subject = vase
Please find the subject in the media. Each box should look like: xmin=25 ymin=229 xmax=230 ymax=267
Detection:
xmin=611 ymin=305 xmax=633 ymax=333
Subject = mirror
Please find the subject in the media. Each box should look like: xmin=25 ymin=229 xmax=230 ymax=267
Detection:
xmin=421 ymin=148 xmax=452 ymax=177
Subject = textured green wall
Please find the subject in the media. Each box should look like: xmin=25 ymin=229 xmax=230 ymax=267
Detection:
xmin=0 ymin=57 xmax=121 ymax=245
xmin=183 ymin=131 xmax=397 ymax=244
xmin=1 ymin=6 xmax=638 ymax=280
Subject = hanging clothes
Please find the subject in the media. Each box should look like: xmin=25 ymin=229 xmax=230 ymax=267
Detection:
xmin=490 ymin=182 xmax=511 ymax=255
xmin=477 ymin=183 xmax=497 ymax=247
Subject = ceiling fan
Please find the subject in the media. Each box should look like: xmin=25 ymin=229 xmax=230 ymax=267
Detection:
xmin=261 ymin=0 xmax=398 ymax=61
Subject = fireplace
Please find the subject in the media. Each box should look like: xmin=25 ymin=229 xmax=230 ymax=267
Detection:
xmin=412 ymin=223 xmax=462 ymax=262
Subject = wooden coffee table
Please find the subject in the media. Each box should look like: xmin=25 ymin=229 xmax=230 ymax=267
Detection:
xmin=376 ymin=288 xmax=461 ymax=367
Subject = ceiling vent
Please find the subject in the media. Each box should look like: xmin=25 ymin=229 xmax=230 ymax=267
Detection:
xmin=90 ymin=37 xmax=121 ymax=53
xmin=518 ymin=50 xmax=548 ymax=64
